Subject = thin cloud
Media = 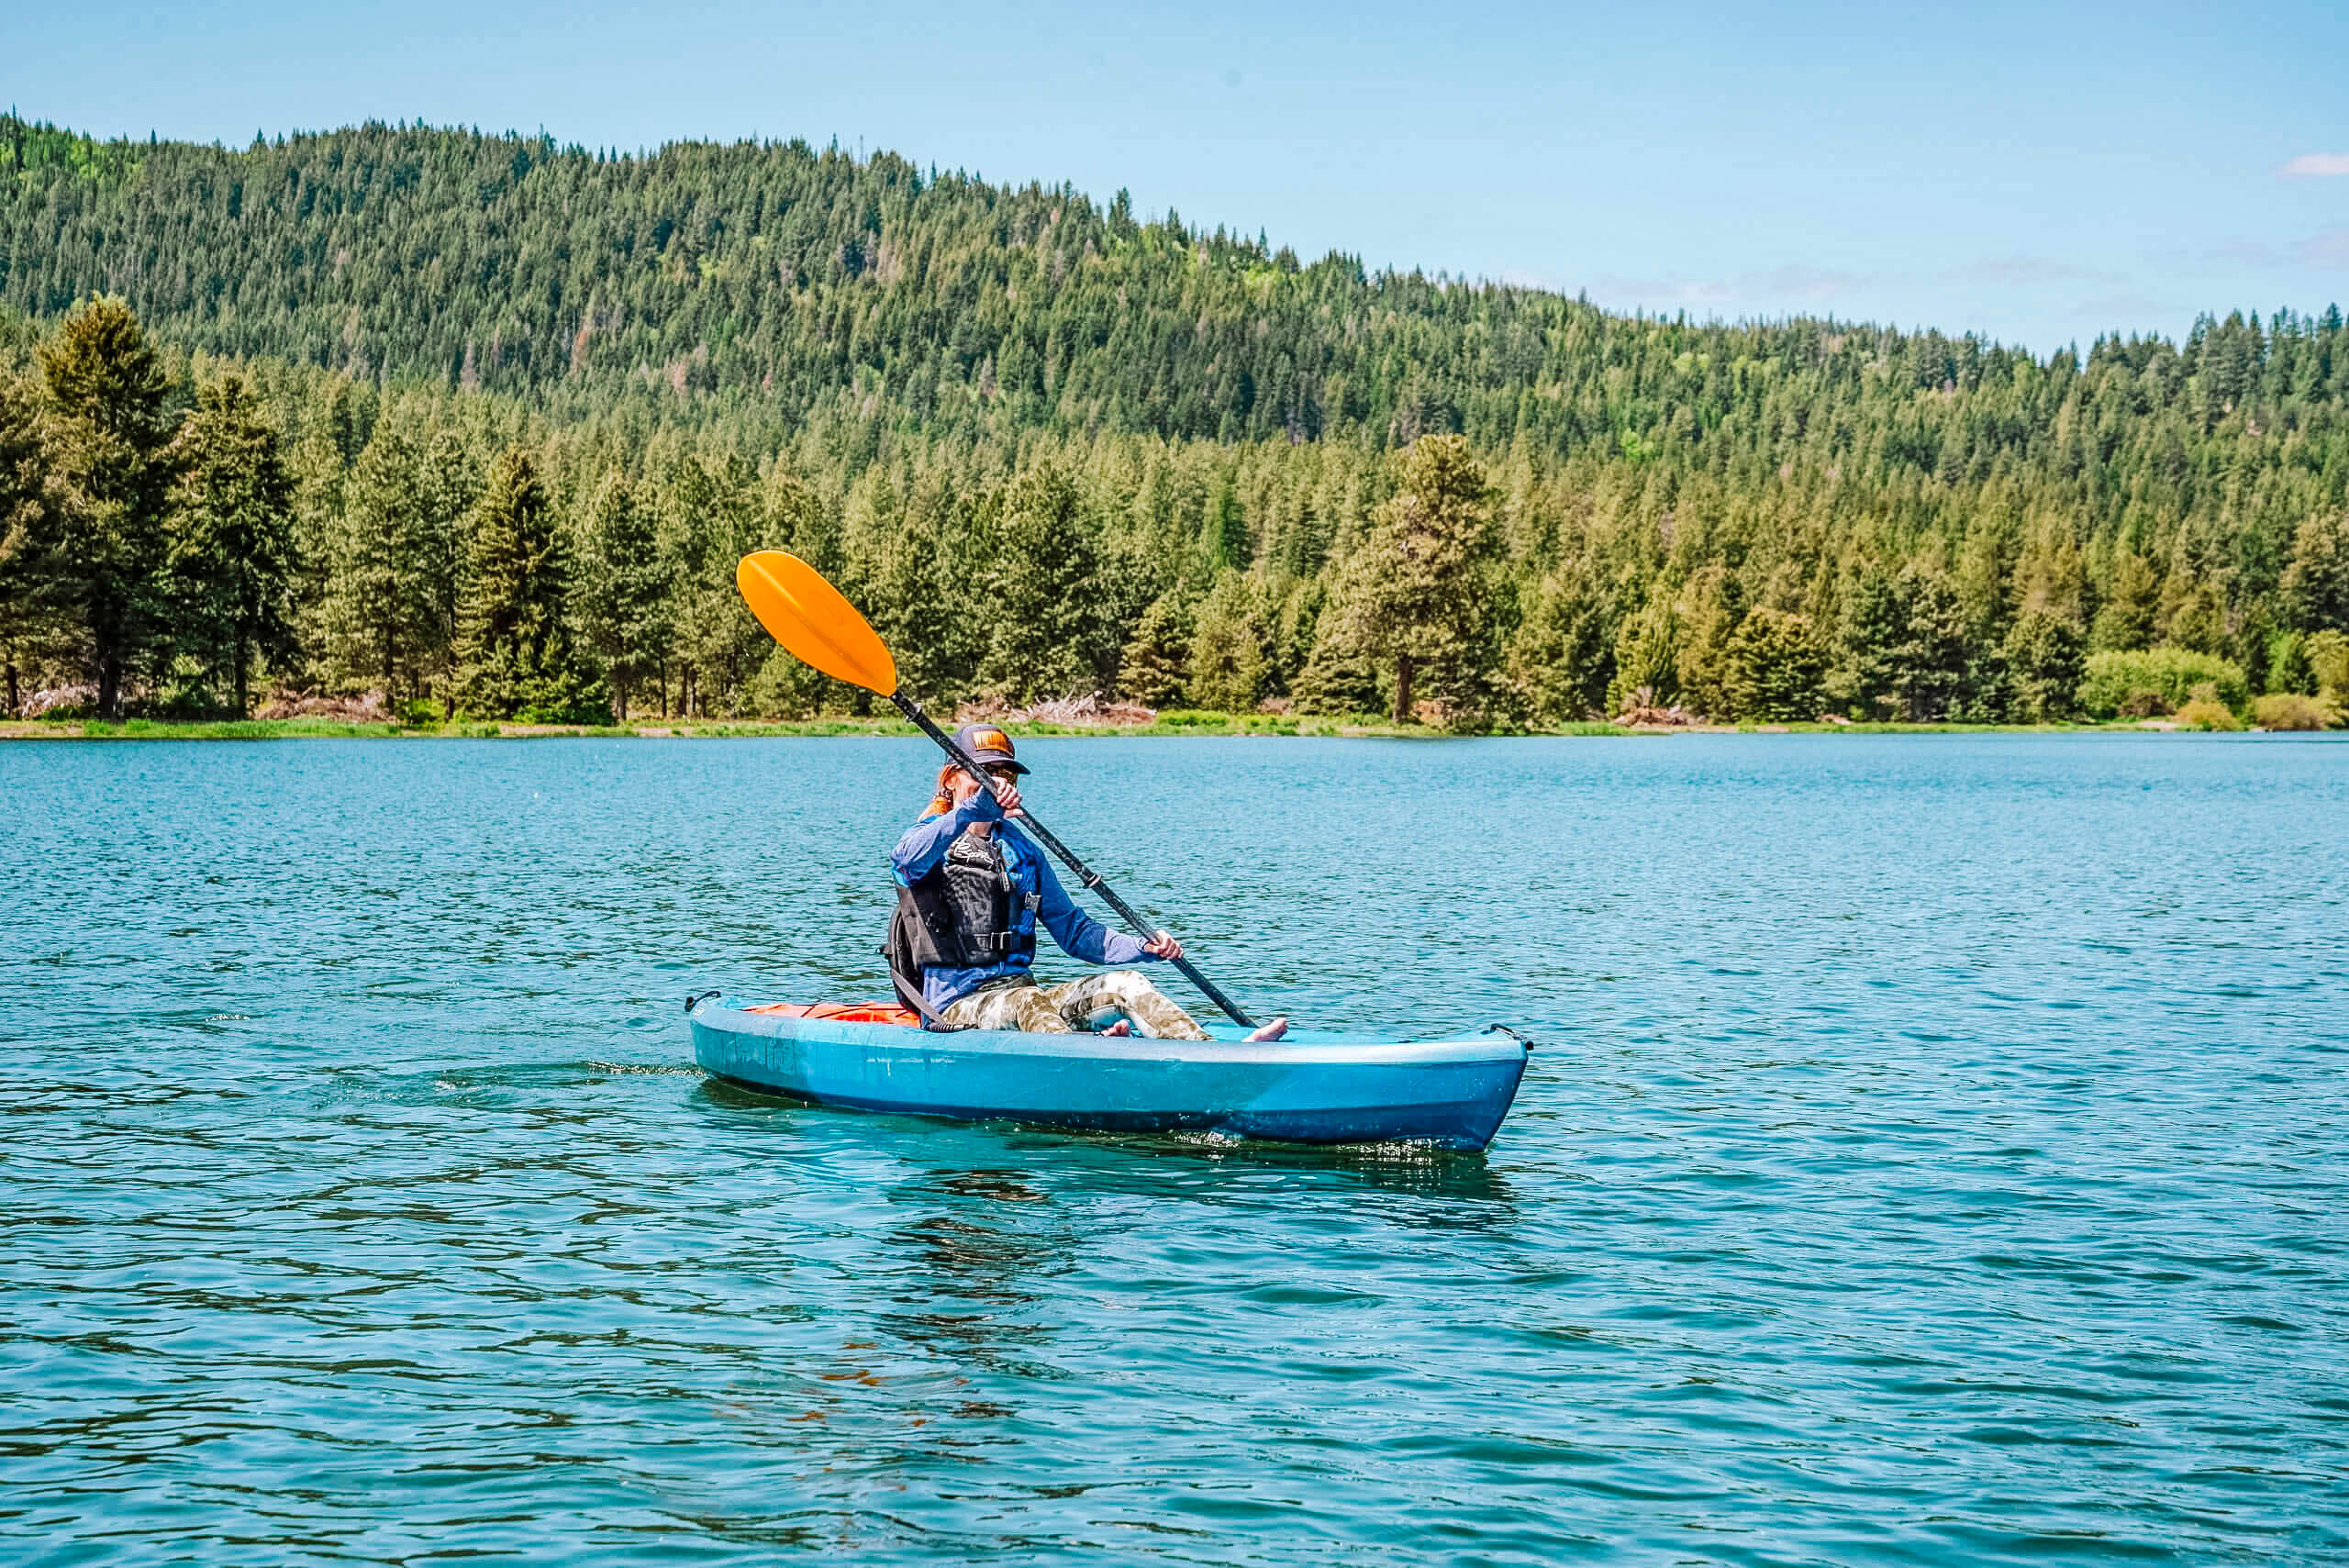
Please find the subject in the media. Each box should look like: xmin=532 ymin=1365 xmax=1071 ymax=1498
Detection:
xmin=2295 ymin=230 xmax=2349 ymax=268
xmin=2200 ymin=239 xmax=2279 ymax=267
xmin=2073 ymin=292 xmax=2166 ymax=325
xmin=1943 ymin=257 xmax=2119 ymax=287
xmin=1583 ymin=256 xmax=2110 ymax=313
xmin=2278 ymin=152 xmax=2349 ymax=177
xmin=1582 ymin=266 xmax=1865 ymax=311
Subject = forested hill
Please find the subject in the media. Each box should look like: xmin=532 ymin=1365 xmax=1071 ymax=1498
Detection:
xmin=8 ymin=115 xmax=2343 ymax=450
xmin=3 ymin=114 xmax=2348 ymax=732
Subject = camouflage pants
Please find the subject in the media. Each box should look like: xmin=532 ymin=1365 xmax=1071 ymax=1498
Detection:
xmin=937 ymin=971 xmax=1211 ymax=1040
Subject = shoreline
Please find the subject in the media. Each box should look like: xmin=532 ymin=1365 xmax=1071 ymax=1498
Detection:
xmin=0 ymin=716 xmax=2277 ymax=742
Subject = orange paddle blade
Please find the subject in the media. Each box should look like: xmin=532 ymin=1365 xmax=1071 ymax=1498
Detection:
xmin=736 ymin=550 xmax=898 ymax=695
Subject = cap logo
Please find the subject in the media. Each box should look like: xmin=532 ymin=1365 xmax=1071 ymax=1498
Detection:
xmin=974 ymin=728 xmax=1011 ymax=754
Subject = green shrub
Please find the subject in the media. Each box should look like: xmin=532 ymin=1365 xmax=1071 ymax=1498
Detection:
xmin=2252 ymin=692 xmax=2341 ymax=730
xmin=2175 ymin=698 xmax=2243 ymax=731
xmin=2078 ymin=648 xmax=2248 ymax=719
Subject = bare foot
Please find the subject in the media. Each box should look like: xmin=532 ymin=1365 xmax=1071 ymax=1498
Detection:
xmin=1245 ymin=1018 xmax=1289 ymax=1042
xmin=1100 ymin=1020 xmax=1132 ymax=1037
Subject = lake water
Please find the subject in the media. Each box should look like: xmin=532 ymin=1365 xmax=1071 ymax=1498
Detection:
xmin=4 ymin=734 xmax=2346 ymax=1564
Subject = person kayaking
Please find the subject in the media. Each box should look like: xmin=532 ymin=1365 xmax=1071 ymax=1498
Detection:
xmin=885 ymin=724 xmax=1287 ymax=1041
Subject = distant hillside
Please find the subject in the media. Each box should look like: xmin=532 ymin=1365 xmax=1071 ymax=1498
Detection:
xmin=3 ymin=116 xmax=2335 ymax=445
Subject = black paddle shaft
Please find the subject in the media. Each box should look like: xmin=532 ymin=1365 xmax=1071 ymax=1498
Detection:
xmin=888 ymin=691 xmax=1257 ymax=1029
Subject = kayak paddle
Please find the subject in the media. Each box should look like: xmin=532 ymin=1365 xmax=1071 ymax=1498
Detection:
xmin=735 ymin=550 xmax=1258 ymax=1029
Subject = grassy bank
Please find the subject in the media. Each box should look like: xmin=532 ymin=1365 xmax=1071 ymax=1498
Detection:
xmin=2 ymin=711 xmax=1456 ymax=741
xmin=1 ymin=712 xmax=2277 ymax=742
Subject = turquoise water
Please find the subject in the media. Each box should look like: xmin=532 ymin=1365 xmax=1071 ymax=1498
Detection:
xmin=4 ymin=734 xmax=2346 ymax=1564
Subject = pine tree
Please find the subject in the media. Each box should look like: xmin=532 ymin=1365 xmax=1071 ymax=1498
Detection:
xmin=284 ymin=378 xmax=359 ymax=692
xmin=977 ymin=463 xmax=1104 ymax=702
xmin=575 ymin=469 xmax=669 ymax=720
xmin=162 ymin=374 xmax=297 ymax=716
xmin=658 ymin=451 xmax=764 ymax=717
xmin=2092 ymin=551 xmax=2159 ymax=651
xmin=1890 ymin=562 xmax=1970 ymax=721
xmin=457 ymin=449 xmax=601 ymax=722
xmin=2281 ymin=511 xmax=2349 ymax=634
xmin=1353 ymin=435 xmax=1497 ymax=727
xmin=0 ymin=370 xmax=58 ymax=717
xmin=1837 ymin=564 xmax=1906 ymax=719
xmin=1291 ymin=598 xmax=1384 ymax=717
xmin=2158 ymin=553 xmax=2227 ymax=654
xmin=1117 ymin=593 xmax=1191 ymax=707
xmin=1723 ymin=607 xmax=1825 ymax=721
xmin=411 ymin=429 xmax=481 ymax=715
xmin=1505 ymin=560 xmax=1613 ymax=723
xmin=2001 ymin=610 xmax=2085 ymax=723
xmin=1201 ymin=471 xmax=1248 ymax=573
xmin=1604 ymin=593 xmax=1679 ymax=714
xmin=1185 ymin=570 xmax=1268 ymax=712
xmin=37 ymin=297 xmax=178 ymax=717
xmin=328 ymin=423 xmax=427 ymax=699
xmin=1674 ymin=566 xmax=1742 ymax=720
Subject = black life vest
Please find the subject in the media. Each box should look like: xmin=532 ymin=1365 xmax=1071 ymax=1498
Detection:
xmin=884 ymin=829 xmax=1041 ymax=1023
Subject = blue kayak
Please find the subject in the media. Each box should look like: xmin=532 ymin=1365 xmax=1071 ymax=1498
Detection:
xmin=686 ymin=997 xmax=1531 ymax=1150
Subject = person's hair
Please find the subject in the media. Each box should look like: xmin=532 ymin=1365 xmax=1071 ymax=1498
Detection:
xmin=925 ymin=762 xmax=964 ymax=818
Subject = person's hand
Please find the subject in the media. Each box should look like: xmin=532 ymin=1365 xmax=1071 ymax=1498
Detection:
xmin=988 ymin=776 xmax=1022 ymax=817
xmin=1142 ymin=929 xmax=1184 ymax=961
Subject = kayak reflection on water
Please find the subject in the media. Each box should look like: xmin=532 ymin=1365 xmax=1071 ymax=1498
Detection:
xmin=885 ymin=724 xmax=1288 ymax=1042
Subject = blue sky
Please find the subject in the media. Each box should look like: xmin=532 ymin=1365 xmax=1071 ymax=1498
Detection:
xmin=6 ymin=0 xmax=2344 ymax=352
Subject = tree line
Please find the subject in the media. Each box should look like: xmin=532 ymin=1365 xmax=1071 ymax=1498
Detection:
xmin=2 ymin=115 xmax=2348 ymax=727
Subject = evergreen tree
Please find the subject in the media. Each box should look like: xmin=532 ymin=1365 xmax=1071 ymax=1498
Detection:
xmin=2281 ymin=511 xmax=2349 ymax=634
xmin=2092 ymin=551 xmax=2160 ymax=651
xmin=1505 ymin=560 xmax=1613 ymax=723
xmin=1604 ymin=594 xmax=1679 ymax=714
xmin=1117 ymin=592 xmax=1191 ymax=707
xmin=1837 ymin=565 xmax=1906 ymax=718
xmin=0 ymin=138 xmax=2345 ymax=734
xmin=457 ymin=448 xmax=601 ymax=722
xmin=1353 ymin=436 xmax=1497 ymax=726
xmin=37 ymin=297 xmax=177 ymax=717
xmin=977 ymin=463 xmax=1104 ymax=702
xmin=1185 ymin=570 xmax=1268 ymax=712
xmin=411 ymin=428 xmax=482 ymax=715
xmin=328 ymin=423 xmax=428 ymax=698
xmin=284 ymin=378 xmax=359 ymax=692
xmin=659 ymin=451 xmax=765 ymax=717
xmin=0 ymin=370 xmax=57 ymax=716
xmin=2001 ymin=610 xmax=2086 ymax=723
xmin=1201 ymin=472 xmax=1248 ymax=573
xmin=1674 ymin=566 xmax=1742 ymax=720
xmin=1723 ymin=607 xmax=1826 ymax=721
xmin=162 ymin=374 xmax=297 ymax=715
xmin=1290 ymin=595 xmax=1385 ymax=716
xmin=1848 ymin=561 xmax=1971 ymax=721
xmin=575 ymin=469 xmax=669 ymax=720
xmin=2159 ymin=560 xmax=2227 ymax=654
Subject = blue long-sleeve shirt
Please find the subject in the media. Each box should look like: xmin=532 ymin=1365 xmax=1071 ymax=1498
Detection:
xmin=891 ymin=791 xmax=1153 ymax=1013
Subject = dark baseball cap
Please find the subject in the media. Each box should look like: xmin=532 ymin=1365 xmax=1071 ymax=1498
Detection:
xmin=953 ymin=722 xmax=1030 ymax=774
